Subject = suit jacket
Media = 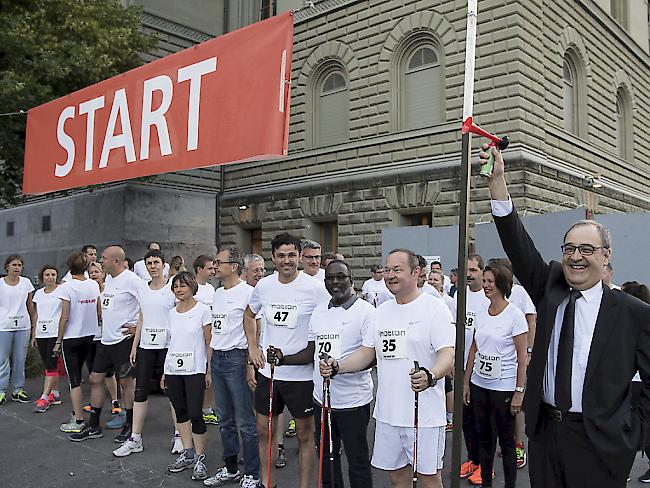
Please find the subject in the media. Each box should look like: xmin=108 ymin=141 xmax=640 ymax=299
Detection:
xmin=494 ymin=207 xmax=650 ymax=479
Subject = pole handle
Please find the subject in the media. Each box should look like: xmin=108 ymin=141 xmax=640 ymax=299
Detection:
xmin=413 ymin=361 xmax=420 ymax=372
xmin=479 ymin=136 xmax=509 ymax=178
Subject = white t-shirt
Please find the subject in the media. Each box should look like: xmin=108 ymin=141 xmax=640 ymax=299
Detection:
xmin=211 ymin=280 xmax=253 ymax=351
xmin=248 ymin=272 xmax=330 ymax=381
xmin=371 ymin=293 xmax=455 ymax=428
xmin=165 ymin=302 xmax=212 ymax=375
xmin=133 ymin=259 xmax=170 ymax=281
xmin=470 ymin=303 xmax=528 ymax=391
xmin=443 ymin=274 xmax=452 ymax=295
xmin=309 ymin=298 xmax=375 ymax=409
xmin=61 ymin=270 xmax=89 ymax=283
xmin=451 ymin=288 xmax=491 ymax=368
xmin=0 ymin=277 xmax=35 ymax=331
xmin=136 ymin=281 xmax=176 ymax=349
xmin=195 ymin=282 xmax=216 ymax=310
xmin=361 ymin=278 xmax=394 ymax=307
xmin=442 ymin=293 xmax=454 ymax=312
xmin=57 ymin=278 xmax=100 ymax=339
xmin=33 ymin=287 xmax=62 ymax=339
xmin=422 ymin=282 xmax=442 ymax=299
xmin=101 ymin=270 xmax=142 ymax=345
xmin=509 ymin=284 xmax=536 ymax=315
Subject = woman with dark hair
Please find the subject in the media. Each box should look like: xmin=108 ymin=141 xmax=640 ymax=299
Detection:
xmin=32 ymin=265 xmax=63 ymax=412
xmin=0 ymin=255 xmax=35 ymax=405
xmin=463 ymin=265 xmax=528 ymax=488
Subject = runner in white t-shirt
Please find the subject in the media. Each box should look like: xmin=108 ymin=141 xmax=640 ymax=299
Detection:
xmin=464 ymin=264 xmax=528 ymax=488
xmin=54 ymin=252 xmax=101 ymax=434
xmin=133 ymin=241 xmax=170 ymax=281
xmin=244 ymin=233 xmax=329 ymax=488
xmin=113 ymin=249 xmax=176 ymax=458
xmin=416 ymin=255 xmax=442 ymax=299
xmin=311 ymin=260 xmax=375 ymax=488
xmin=32 ymin=265 xmax=63 ymax=413
xmin=361 ymin=265 xmax=394 ymax=307
xmin=204 ymin=248 xmax=260 ymax=487
xmin=164 ymin=271 xmax=213 ymax=481
xmin=61 ymin=244 xmax=96 ymax=283
xmin=321 ymin=249 xmax=455 ymax=488
xmin=0 ymin=255 xmax=35 ymax=405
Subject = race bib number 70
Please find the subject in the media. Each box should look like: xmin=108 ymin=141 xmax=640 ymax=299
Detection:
xmin=267 ymin=303 xmax=299 ymax=329
xmin=316 ymin=332 xmax=342 ymax=359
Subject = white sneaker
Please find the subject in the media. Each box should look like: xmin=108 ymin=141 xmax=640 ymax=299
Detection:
xmin=113 ymin=437 xmax=143 ymax=457
xmin=239 ymin=474 xmax=260 ymax=488
xmin=171 ymin=435 xmax=184 ymax=454
xmin=203 ymin=466 xmax=241 ymax=486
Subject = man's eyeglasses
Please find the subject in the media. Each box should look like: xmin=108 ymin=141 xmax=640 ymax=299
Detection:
xmin=303 ymin=255 xmax=321 ymax=261
xmin=560 ymin=244 xmax=606 ymax=256
xmin=215 ymin=260 xmax=237 ymax=266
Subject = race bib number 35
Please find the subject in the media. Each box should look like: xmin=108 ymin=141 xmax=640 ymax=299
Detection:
xmin=212 ymin=313 xmax=228 ymax=335
xmin=316 ymin=332 xmax=342 ymax=359
xmin=378 ymin=329 xmax=407 ymax=359
xmin=169 ymin=351 xmax=195 ymax=373
xmin=475 ymin=352 xmax=502 ymax=380
xmin=267 ymin=303 xmax=299 ymax=329
xmin=141 ymin=327 xmax=167 ymax=348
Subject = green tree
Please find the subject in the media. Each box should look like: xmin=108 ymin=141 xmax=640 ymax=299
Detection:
xmin=0 ymin=0 xmax=157 ymax=204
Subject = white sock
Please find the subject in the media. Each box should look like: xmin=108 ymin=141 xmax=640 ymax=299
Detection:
xmin=131 ymin=432 xmax=142 ymax=442
xmin=447 ymin=412 xmax=453 ymax=423
xmin=51 ymin=389 xmax=60 ymax=396
xmin=40 ymin=394 xmax=49 ymax=401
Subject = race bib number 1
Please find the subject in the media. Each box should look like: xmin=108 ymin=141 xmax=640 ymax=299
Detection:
xmin=316 ymin=332 xmax=342 ymax=359
xmin=141 ymin=327 xmax=167 ymax=348
xmin=212 ymin=313 xmax=228 ymax=335
xmin=378 ymin=330 xmax=407 ymax=359
xmin=169 ymin=352 xmax=195 ymax=373
xmin=267 ymin=303 xmax=299 ymax=329
xmin=475 ymin=352 xmax=502 ymax=380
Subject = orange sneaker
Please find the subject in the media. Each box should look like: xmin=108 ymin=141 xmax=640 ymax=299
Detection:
xmin=460 ymin=460 xmax=479 ymax=479
xmin=468 ymin=466 xmax=495 ymax=485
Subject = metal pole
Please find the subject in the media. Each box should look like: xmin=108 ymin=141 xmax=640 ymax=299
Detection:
xmin=451 ymin=2 xmax=478 ymax=488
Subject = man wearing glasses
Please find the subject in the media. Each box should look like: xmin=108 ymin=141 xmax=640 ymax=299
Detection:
xmin=482 ymin=144 xmax=650 ymax=488
xmin=301 ymin=240 xmax=326 ymax=284
xmin=361 ymin=265 xmax=394 ymax=307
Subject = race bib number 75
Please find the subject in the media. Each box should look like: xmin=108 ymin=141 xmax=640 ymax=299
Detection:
xmin=475 ymin=352 xmax=502 ymax=380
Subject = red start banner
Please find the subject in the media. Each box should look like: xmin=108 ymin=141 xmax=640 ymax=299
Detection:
xmin=23 ymin=13 xmax=293 ymax=195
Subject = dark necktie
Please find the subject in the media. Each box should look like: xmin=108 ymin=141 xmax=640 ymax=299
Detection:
xmin=555 ymin=289 xmax=582 ymax=413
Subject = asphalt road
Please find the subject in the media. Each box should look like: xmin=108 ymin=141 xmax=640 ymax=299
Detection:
xmin=1 ymin=377 xmax=648 ymax=487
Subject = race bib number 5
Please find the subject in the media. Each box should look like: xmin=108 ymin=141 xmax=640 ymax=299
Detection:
xmin=267 ymin=303 xmax=299 ymax=329
xmin=212 ymin=313 xmax=229 ymax=335
xmin=38 ymin=319 xmax=55 ymax=336
xmin=141 ymin=327 xmax=167 ymax=348
xmin=475 ymin=352 xmax=502 ymax=380
xmin=316 ymin=332 xmax=342 ymax=359
xmin=169 ymin=352 xmax=195 ymax=373
xmin=378 ymin=329 xmax=407 ymax=359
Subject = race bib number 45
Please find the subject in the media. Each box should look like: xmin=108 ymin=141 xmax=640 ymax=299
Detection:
xmin=316 ymin=332 xmax=342 ymax=359
xmin=101 ymin=293 xmax=114 ymax=312
xmin=378 ymin=329 xmax=407 ymax=359
xmin=267 ymin=303 xmax=299 ymax=329
xmin=475 ymin=352 xmax=502 ymax=380
xmin=169 ymin=351 xmax=195 ymax=373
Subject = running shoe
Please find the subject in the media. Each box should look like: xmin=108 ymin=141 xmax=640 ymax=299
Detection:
xmin=284 ymin=418 xmax=296 ymax=437
xmin=239 ymin=475 xmax=260 ymax=488
xmin=468 ymin=466 xmax=494 ymax=486
xmin=69 ymin=424 xmax=103 ymax=442
xmin=48 ymin=392 xmax=62 ymax=405
xmin=33 ymin=397 xmax=50 ymax=413
xmin=113 ymin=437 xmax=143 ymax=457
xmin=107 ymin=410 xmax=126 ymax=429
xmin=83 ymin=404 xmax=92 ymax=413
xmin=171 ymin=434 xmax=184 ymax=454
xmin=168 ymin=451 xmax=197 ymax=473
xmin=115 ymin=424 xmax=132 ymax=443
xmin=275 ymin=447 xmax=287 ymax=468
xmin=60 ymin=416 xmax=84 ymax=433
xmin=11 ymin=389 xmax=30 ymax=403
xmin=203 ymin=411 xmax=219 ymax=425
xmin=639 ymin=468 xmax=650 ymax=483
xmin=203 ymin=466 xmax=241 ymax=486
xmin=111 ymin=400 xmax=122 ymax=415
xmin=459 ymin=460 xmax=479 ymax=479
xmin=192 ymin=454 xmax=208 ymax=481
xmin=516 ymin=443 xmax=527 ymax=468
xmin=0 ymin=393 xmax=6 ymax=406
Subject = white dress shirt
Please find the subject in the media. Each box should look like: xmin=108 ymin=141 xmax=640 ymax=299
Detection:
xmin=491 ymin=197 xmax=603 ymax=413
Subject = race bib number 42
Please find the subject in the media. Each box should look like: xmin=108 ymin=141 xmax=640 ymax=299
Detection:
xmin=475 ymin=352 xmax=502 ymax=380
xmin=212 ymin=313 xmax=228 ymax=335
xmin=316 ymin=332 xmax=342 ymax=359
xmin=267 ymin=303 xmax=299 ymax=329
xmin=169 ymin=351 xmax=195 ymax=373
xmin=141 ymin=327 xmax=167 ymax=348
xmin=378 ymin=329 xmax=407 ymax=359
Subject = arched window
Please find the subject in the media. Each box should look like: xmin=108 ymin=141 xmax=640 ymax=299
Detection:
xmin=615 ymin=88 xmax=633 ymax=160
xmin=314 ymin=68 xmax=349 ymax=146
xmin=399 ymin=41 xmax=443 ymax=130
xmin=563 ymin=57 xmax=578 ymax=134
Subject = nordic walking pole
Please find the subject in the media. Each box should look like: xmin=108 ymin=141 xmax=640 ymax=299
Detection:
xmin=318 ymin=379 xmax=326 ymax=487
xmin=267 ymin=346 xmax=276 ymax=488
xmin=452 ymin=2 xmax=478 ymax=488
xmin=413 ymin=361 xmax=420 ymax=488
xmin=326 ymin=377 xmax=335 ymax=487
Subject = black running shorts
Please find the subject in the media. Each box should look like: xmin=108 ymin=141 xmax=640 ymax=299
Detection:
xmin=254 ymin=372 xmax=314 ymax=419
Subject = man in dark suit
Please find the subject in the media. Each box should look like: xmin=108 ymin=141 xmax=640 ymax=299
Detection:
xmin=480 ymin=145 xmax=650 ymax=488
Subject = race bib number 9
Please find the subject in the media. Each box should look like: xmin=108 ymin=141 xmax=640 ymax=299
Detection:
xmin=38 ymin=319 xmax=55 ymax=336
xmin=378 ymin=330 xmax=407 ymax=359
xmin=101 ymin=293 xmax=114 ymax=312
xmin=466 ymin=311 xmax=476 ymax=329
xmin=316 ymin=332 xmax=342 ymax=359
xmin=212 ymin=313 xmax=229 ymax=335
xmin=141 ymin=327 xmax=167 ymax=348
xmin=267 ymin=303 xmax=299 ymax=329
xmin=475 ymin=352 xmax=502 ymax=380
xmin=169 ymin=351 xmax=195 ymax=373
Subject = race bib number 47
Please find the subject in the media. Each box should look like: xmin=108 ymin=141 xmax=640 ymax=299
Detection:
xmin=169 ymin=351 xmax=195 ymax=373
xmin=267 ymin=303 xmax=299 ymax=329
xmin=475 ymin=352 xmax=502 ymax=380
xmin=378 ymin=329 xmax=407 ymax=359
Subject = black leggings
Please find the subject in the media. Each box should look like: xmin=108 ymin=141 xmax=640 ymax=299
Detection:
xmin=471 ymin=382 xmax=517 ymax=488
xmin=134 ymin=347 xmax=167 ymax=403
xmin=166 ymin=373 xmax=206 ymax=435
xmin=36 ymin=337 xmax=59 ymax=373
xmin=62 ymin=336 xmax=94 ymax=389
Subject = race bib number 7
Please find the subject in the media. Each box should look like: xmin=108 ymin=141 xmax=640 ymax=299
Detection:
xmin=141 ymin=327 xmax=167 ymax=348
xmin=475 ymin=352 xmax=502 ymax=380
xmin=378 ymin=330 xmax=407 ymax=359
xmin=169 ymin=351 xmax=195 ymax=373
xmin=267 ymin=303 xmax=299 ymax=329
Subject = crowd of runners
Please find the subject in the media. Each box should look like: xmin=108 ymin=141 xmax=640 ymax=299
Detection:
xmin=1 ymin=151 xmax=649 ymax=488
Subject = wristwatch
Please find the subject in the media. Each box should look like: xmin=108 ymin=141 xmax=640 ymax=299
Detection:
xmin=526 ymin=347 xmax=533 ymax=354
xmin=515 ymin=386 xmax=525 ymax=393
